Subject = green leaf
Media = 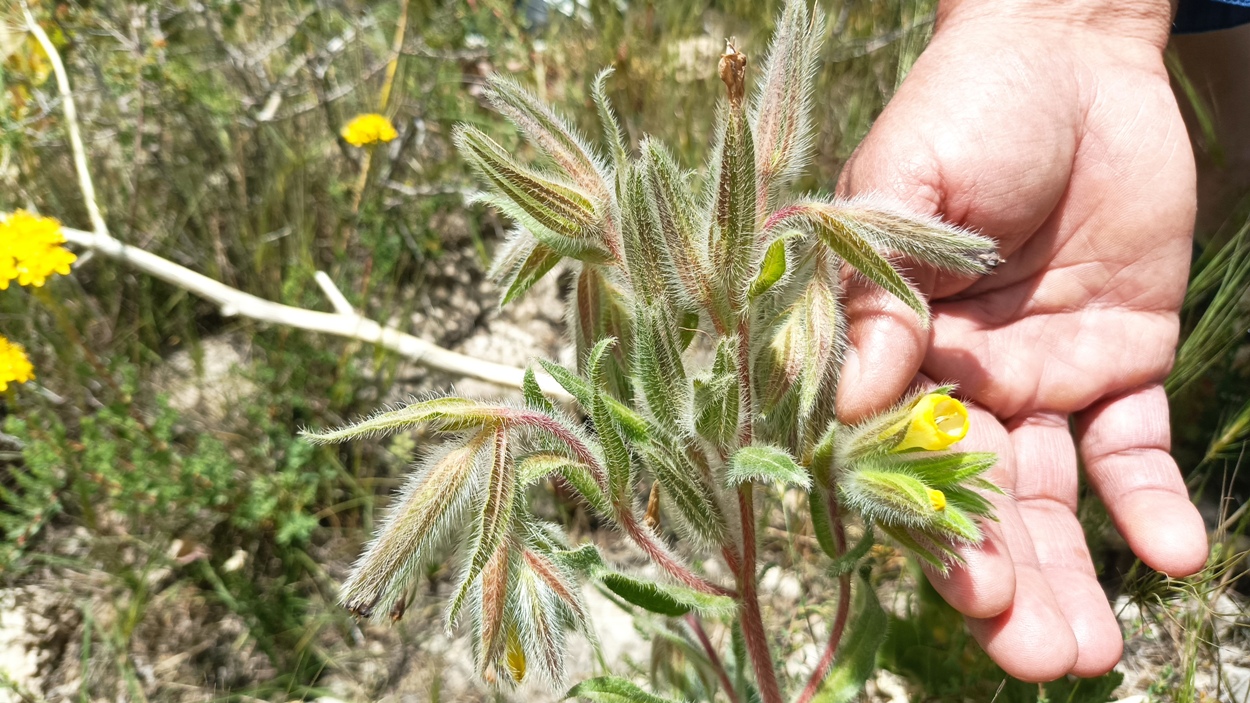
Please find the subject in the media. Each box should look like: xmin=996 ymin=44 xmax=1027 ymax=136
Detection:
xmin=830 ymin=200 xmax=1000 ymax=277
xmin=538 ymin=360 xmax=593 ymax=409
xmin=711 ymin=102 xmax=757 ymax=307
xmin=475 ymin=193 xmax=613 ymax=264
xmin=640 ymin=443 xmax=727 ymax=547
xmin=782 ymin=201 xmax=929 ymax=327
xmin=588 ymin=340 xmax=634 ymax=504
xmin=449 ymin=428 xmax=516 ymax=623
xmin=457 ymin=126 xmax=599 ymax=241
xmin=552 ymin=544 xmax=608 ymax=577
xmin=301 ymin=397 xmax=506 ymax=444
xmin=592 ymin=68 xmax=629 ymax=177
xmin=811 ymin=576 xmax=888 ymax=703
xmin=502 ymin=241 xmax=562 ymax=306
xmin=827 ymin=527 xmax=875 ymax=577
xmin=634 ymin=303 xmax=689 ymax=433
xmin=484 ymin=75 xmax=609 ymax=199
xmin=601 ymin=572 xmax=735 ymax=618
xmin=883 ymin=452 xmax=997 ymax=487
xmin=809 ymin=487 xmax=840 ymax=559
xmin=516 ymin=452 xmax=609 ymax=515
xmin=840 ymin=468 xmax=937 ymax=527
xmin=566 ymin=676 xmax=683 ymax=703
xmin=693 ymin=339 xmax=739 ymax=447
xmin=727 ymin=445 xmax=810 ymax=489
xmin=748 ymin=237 xmax=787 ymax=298
xmin=523 ymin=367 xmax=556 ymax=414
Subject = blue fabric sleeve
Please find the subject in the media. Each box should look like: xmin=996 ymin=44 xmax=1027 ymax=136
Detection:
xmin=1174 ymin=0 xmax=1250 ymax=33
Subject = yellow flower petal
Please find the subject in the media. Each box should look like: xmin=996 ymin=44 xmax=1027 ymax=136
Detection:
xmin=341 ymin=113 xmax=398 ymax=147
xmin=505 ymin=626 xmax=526 ymax=683
xmin=890 ymin=393 xmax=970 ymax=452
xmin=927 ymin=488 xmax=947 ymax=511
xmin=0 ymin=210 xmax=76 ymax=289
xmin=0 ymin=336 xmax=35 ymax=392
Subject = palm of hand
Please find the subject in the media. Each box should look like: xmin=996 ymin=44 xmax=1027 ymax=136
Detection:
xmin=838 ymin=25 xmax=1208 ymax=680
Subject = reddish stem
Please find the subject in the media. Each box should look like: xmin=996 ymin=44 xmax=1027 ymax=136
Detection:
xmin=619 ymin=509 xmax=736 ymax=597
xmin=736 ymin=484 xmax=784 ymax=703
xmin=794 ymin=488 xmax=853 ymax=703
xmin=686 ymin=614 xmax=742 ymax=703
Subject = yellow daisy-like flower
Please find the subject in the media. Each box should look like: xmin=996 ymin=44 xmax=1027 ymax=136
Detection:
xmin=887 ymin=393 xmax=970 ymax=452
xmin=0 ymin=336 xmax=35 ymax=392
xmin=0 ymin=210 xmax=77 ymax=289
xmin=341 ymin=113 xmax=398 ymax=147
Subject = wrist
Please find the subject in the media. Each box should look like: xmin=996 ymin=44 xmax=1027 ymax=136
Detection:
xmin=936 ymin=0 xmax=1176 ymax=49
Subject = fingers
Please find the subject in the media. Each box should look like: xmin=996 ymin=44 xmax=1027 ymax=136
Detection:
xmin=921 ymin=403 xmax=1015 ymax=618
xmin=1010 ymin=414 xmax=1123 ymax=677
xmin=1077 ymin=384 xmax=1208 ymax=577
xmin=835 ymin=276 xmax=929 ymax=423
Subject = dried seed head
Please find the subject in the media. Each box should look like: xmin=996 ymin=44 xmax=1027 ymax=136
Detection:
xmin=719 ymin=40 xmax=747 ymax=108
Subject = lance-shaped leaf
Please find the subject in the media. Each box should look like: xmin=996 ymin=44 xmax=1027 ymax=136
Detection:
xmin=634 ymin=303 xmax=689 ymax=433
xmin=339 ymin=432 xmax=490 ymax=618
xmin=489 ymin=231 xmax=563 ymax=307
xmin=449 ymin=428 xmax=516 ymax=622
xmin=301 ymin=396 xmax=507 ymax=444
xmin=468 ymin=536 xmax=515 ymax=672
xmin=513 ymin=564 xmax=568 ymax=686
xmin=839 ymin=467 xmax=937 ymax=529
xmin=592 ymin=68 xmax=629 ymax=176
xmin=877 ymin=523 xmax=963 ymax=573
xmin=522 ymin=367 xmax=556 ymax=414
xmin=748 ymin=237 xmax=787 ymax=299
xmin=758 ymin=268 xmax=844 ymax=430
xmin=694 ymin=340 xmax=740 ymax=447
xmin=727 ymin=444 xmax=810 ymax=489
xmin=820 ymin=197 xmax=1000 ymax=276
xmin=752 ymin=0 xmax=825 ymax=202
xmin=601 ymin=572 xmax=736 ymax=618
xmin=457 ymin=125 xmax=600 ymax=240
xmin=776 ymin=200 xmax=929 ymax=327
xmin=538 ymin=359 xmax=593 ymax=409
xmin=827 ymin=527 xmax=875 ymax=577
xmin=516 ymin=451 xmax=610 ymax=515
xmin=642 ymin=140 xmax=729 ymax=327
xmin=810 ymin=576 xmax=888 ymax=703
xmin=475 ymin=193 xmax=613 ymax=264
xmin=588 ymin=339 xmax=635 ymax=505
xmin=566 ymin=676 xmax=683 ymax=703
xmin=572 ymin=266 xmax=633 ymax=399
xmin=620 ymin=165 xmax=670 ymax=305
xmin=884 ymin=452 xmax=998 ymax=488
xmin=638 ymin=443 xmax=727 ymax=548
xmin=710 ymin=81 xmax=757 ymax=309
xmin=522 ymin=546 xmax=588 ymax=622
xmin=484 ymin=75 xmax=610 ymax=199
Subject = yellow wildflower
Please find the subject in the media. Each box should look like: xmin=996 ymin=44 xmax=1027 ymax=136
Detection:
xmin=341 ymin=113 xmax=398 ymax=147
xmin=927 ymin=488 xmax=947 ymax=511
xmin=887 ymin=393 xmax=970 ymax=452
xmin=504 ymin=625 xmax=527 ymax=683
xmin=0 ymin=337 xmax=34 ymax=392
xmin=0 ymin=210 xmax=77 ymax=289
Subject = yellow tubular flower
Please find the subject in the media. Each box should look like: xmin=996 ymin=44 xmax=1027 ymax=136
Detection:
xmin=0 ymin=210 xmax=77 ymax=289
xmin=504 ymin=626 xmax=527 ymax=683
xmin=0 ymin=337 xmax=35 ymax=392
xmin=341 ymin=113 xmax=398 ymax=147
xmin=890 ymin=393 xmax=970 ymax=452
xmin=927 ymin=489 xmax=947 ymax=512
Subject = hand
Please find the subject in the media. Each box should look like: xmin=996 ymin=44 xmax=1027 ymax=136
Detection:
xmin=835 ymin=0 xmax=1209 ymax=681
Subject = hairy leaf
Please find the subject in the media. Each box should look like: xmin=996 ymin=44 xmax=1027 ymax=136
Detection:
xmin=601 ymin=572 xmax=736 ymax=617
xmin=639 ymin=443 xmax=728 ymax=547
xmin=811 ymin=576 xmax=888 ymax=703
xmin=823 ymin=197 xmax=1000 ymax=276
xmin=592 ymin=68 xmax=629 ymax=176
xmin=727 ymin=444 xmax=809 ymax=488
xmin=475 ymin=193 xmax=613 ymax=264
xmin=449 ymin=428 xmax=516 ymax=623
xmin=884 ymin=452 xmax=998 ymax=487
xmin=301 ymin=397 xmax=507 ymax=444
xmin=566 ymin=676 xmax=683 ymax=703
xmin=634 ymin=303 xmax=690 ymax=433
xmin=523 ymin=367 xmax=556 ymax=414
xmin=711 ymin=95 xmax=757 ymax=309
xmin=693 ymin=341 xmax=740 ymax=447
xmin=484 ymin=75 xmax=609 ymax=199
xmin=752 ymin=0 xmax=826 ymax=202
xmin=749 ymin=237 xmax=787 ymax=298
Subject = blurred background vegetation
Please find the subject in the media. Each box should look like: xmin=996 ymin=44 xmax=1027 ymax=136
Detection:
xmin=0 ymin=0 xmax=1246 ymax=701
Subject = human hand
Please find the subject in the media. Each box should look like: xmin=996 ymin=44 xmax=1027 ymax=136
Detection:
xmin=835 ymin=0 xmax=1209 ymax=681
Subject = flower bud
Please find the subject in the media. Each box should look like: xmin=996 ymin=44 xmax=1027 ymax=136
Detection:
xmin=927 ymin=489 xmax=946 ymax=512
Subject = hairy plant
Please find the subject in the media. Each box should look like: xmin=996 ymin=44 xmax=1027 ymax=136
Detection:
xmin=305 ymin=2 xmax=1002 ymax=700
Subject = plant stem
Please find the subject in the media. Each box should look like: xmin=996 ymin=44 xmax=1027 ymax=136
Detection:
xmin=794 ymin=489 xmax=853 ymax=703
xmin=736 ymin=484 xmax=783 ymax=703
xmin=686 ymin=614 xmax=742 ymax=703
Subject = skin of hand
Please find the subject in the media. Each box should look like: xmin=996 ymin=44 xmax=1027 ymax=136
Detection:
xmin=835 ymin=0 xmax=1210 ymax=682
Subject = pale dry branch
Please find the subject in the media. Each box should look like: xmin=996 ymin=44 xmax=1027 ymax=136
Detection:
xmin=23 ymin=4 xmax=570 ymax=402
